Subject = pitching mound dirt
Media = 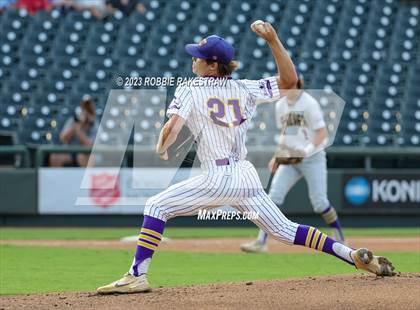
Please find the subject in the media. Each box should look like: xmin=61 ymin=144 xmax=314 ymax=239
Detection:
xmin=1 ymin=274 xmax=419 ymax=310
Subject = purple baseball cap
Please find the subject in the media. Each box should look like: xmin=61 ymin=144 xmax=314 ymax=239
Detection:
xmin=185 ymin=35 xmax=234 ymax=64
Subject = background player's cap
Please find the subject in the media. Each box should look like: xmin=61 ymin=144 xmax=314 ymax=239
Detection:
xmin=185 ymin=35 xmax=234 ymax=64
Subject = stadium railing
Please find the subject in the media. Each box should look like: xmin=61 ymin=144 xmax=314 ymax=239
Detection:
xmin=25 ymin=145 xmax=420 ymax=169
xmin=0 ymin=145 xmax=31 ymax=167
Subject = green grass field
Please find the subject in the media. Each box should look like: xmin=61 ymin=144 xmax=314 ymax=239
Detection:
xmin=1 ymin=227 xmax=419 ymax=295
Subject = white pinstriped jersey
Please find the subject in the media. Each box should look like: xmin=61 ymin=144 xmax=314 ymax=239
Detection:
xmin=167 ymin=76 xmax=280 ymax=164
xmin=275 ymin=91 xmax=326 ymax=150
xmin=136 ymin=76 xmax=300 ymax=251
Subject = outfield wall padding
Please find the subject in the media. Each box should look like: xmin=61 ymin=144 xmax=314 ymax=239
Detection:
xmin=0 ymin=169 xmax=37 ymax=215
xmin=1 ymin=169 xmax=420 ymax=217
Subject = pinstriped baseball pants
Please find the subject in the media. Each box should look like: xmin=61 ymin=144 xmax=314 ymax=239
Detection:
xmin=144 ymin=159 xmax=299 ymax=244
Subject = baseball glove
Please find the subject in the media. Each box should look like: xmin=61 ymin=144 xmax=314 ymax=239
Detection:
xmin=273 ymin=144 xmax=305 ymax=165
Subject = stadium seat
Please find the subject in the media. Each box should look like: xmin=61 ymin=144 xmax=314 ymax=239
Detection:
xmin=85 ymin=57 xmax=118 ymax=71
xmin=0 ymin=115 xmax=22 ymax=132
xmin=364 ymin=133 xmax=395 ymax=146
xmin=330 ymin=0 xmax=371 ymax=62
xmin=333 ymin=133 xmax=358 ymax=146
xmin=301 ymin=1 xmax=343 ymax=62
xmin=0 ymin=1 xmax=419 ymax=151
xmin=308 ymin=62 xmax=345 ymax=91
xmin=19 ymin=128 xmax=54 ymax=145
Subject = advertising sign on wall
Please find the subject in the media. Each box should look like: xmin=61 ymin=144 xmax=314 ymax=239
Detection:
xmin=342 ymin=173 xmax=420 ymax=209
xmin=38 ymin=168 xmax=200 ymax=214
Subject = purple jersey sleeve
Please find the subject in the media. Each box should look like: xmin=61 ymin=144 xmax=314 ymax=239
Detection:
xmin=239 ymin=76 xmax=281 ymax=104
xmin=166 ymin=86 xmax=193 ymax=120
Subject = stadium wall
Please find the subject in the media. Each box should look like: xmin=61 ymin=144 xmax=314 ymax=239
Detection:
xmin=1 ymin=169 xmax=419 ymax=227
xmin=0 ymin=169 xmax=37 ymax=215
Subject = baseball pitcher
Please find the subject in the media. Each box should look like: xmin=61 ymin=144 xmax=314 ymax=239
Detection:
xmin=97 ymin=21 xmax=395 ymax=294
xmin=241 ymin=75 xmax=346 ymax=253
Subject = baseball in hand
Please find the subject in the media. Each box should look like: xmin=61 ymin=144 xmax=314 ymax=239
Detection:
xmin=250 ymin=20 xmax=265 ymax=32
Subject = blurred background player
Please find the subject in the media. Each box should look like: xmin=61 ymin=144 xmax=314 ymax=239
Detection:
xmin=49 ymin=95 xmax=98 ymax=167
xmin=241 ymin=73 xmax=345 ymax=253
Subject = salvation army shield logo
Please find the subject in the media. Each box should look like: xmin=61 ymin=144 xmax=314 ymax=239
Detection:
xmin=90 ymin=173 xmax=120 ymax=208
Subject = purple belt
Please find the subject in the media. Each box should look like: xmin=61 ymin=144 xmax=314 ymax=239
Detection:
xmin=215 ymin=158 xmax=230 ymax=166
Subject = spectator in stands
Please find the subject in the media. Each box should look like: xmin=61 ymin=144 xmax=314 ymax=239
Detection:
xmin=106 ymin=0 xmax=145 ymax=16
xmin=77 ymin=0 xmax=107 ymax=19
xmin=0 ymin=0 xmax=16 ymax=12
xmin=49 ymin=0 xmax=80 ymax=14
xmin=48 ymin=0 xmax=70 ymax=10
xmin=15 ymin=0 xmax=49 ymax=13
xmin=51 ymin=0 xmax=106 ymax=19
xmin=49 ymin=95 xmax=98 ymax=167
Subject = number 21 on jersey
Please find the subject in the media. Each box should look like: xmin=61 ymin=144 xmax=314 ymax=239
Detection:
xmin=207 ymin=98 xmax=245 ymax=128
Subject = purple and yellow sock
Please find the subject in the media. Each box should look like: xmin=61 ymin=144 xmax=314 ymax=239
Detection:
xmin=294 ymin=224 xmax=354 ymax=265
xmin=129 ymin=215 xmax=165 ymax=276
xmin=321 ymin=206 xmax=345 ymax=241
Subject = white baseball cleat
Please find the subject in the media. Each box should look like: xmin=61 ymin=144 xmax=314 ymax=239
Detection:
xmin=240 ymin=240 xmax=268 ymax=253
xmin=351 ymin=248 xmax=396 ymax=276
xmin=96 ymin=273 xmax=151 ymax=294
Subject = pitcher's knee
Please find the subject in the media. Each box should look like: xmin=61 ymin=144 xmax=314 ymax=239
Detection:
xmin=144 ymin=196 xmax=169 ymax=221
xmin=265 ymin=221 xmax=299 ymax=245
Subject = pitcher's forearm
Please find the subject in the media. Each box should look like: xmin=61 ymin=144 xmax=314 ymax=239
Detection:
xmin=268 ymin=37 xmax=297 ymax=89
xmin=156 ymin=125 xmax=169 ymax=154
xmin=159 ymin=132 xmax=178 ymax=154
xmin=156 ymin=124 xmax=178 ymax=154
xmin=251 ymin=22 xmax=297 ymax=89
